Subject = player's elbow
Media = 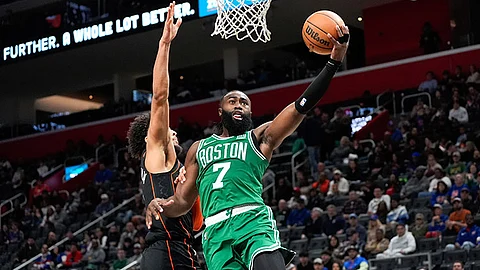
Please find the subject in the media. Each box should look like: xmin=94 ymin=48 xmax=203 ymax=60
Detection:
xmin=152 ymin=90 xmax=168 ymax=102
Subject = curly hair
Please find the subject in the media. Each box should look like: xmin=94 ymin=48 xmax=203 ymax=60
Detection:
xmin=127 ymin=113 xmax=150 ymax=159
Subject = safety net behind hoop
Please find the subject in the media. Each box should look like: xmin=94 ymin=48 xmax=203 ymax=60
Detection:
xmin=211 ymin=0 xmax=272 ymax=43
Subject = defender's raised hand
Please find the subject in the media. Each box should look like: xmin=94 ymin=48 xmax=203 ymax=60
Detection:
xmin=160 ymin=2 xmax=182 ymax=44
xmin=327 ymin=25 xmax=349 ymax=62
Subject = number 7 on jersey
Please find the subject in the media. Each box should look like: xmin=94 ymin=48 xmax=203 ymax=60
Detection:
xmin=212 ymin=162 xmax=231 ymax=189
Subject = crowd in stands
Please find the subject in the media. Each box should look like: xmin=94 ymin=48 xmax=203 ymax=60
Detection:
xmin=2 ymin=55 xmax=480 ymax=270
xmin=274 ymin=63 xmax=480 ymax=270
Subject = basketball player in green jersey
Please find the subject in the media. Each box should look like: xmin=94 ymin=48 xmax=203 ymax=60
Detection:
xmin=148 ymin=25 xmax=350 ymax=270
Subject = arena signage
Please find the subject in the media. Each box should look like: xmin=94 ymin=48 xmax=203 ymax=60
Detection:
xmin=2 ymin=2 xmax=197 ymax=62
xmin=198 ymin=0 xmax=263 ymax=17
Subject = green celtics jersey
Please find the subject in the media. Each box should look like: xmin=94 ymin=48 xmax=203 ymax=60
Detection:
xmin=196 ymin=130 xmax=269 ymax=218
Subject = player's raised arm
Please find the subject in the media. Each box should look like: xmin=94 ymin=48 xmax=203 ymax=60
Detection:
xmin=256 ymin=25 xmax=349 ymax=159
xmin=145 ymin=2 xmax=182 ymax=165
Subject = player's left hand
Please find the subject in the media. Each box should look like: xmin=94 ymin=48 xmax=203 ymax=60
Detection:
xmin=145 ymin=198 xmax=174 ymax=229
xmin=174 ymin=166 xmax=186 ymax=184
xmin=327 ymin=25 xmax=349 ymax=62
xmin=160 ymin=2 xmax=182 ymax=44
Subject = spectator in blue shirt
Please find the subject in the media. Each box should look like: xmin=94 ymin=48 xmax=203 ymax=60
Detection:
xmin=94 ymin=194 xmax=114 ymax=218
xmin=418 ymin=71 xmax=438 ymax=94
xmin=449 ymin=174 xmax=469 ymax=200
xmin=287 ymin=199 xmax=311 ymax=228
xmin=427 ymin=204 xmax=449 ymax=238
xmin=95 ymin=163 xmax=113 ymax=185
xmin=445 ymin=214 xmax=480 ymax=250
xmin=431 ymin=180 xmax=449 ymax=207
xmin=344 ymin=213 xmax=367 ymax=242
xmin=322 ymin=205 xmax=346 ymax=236
xmin=343 ymin=246 xmax=368 ymax=270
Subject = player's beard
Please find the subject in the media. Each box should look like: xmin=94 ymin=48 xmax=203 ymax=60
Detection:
xmin=221 ymin=110 xmax=253 ymax=136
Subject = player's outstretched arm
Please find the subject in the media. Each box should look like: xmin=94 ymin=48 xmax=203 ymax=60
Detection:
xmin=146 ymin=142 xmax=200 ymax=224
xmin=256 ymin=25 xmax=349 ymax=159
xmin=145 ymin=2 xmax=182 ymax=169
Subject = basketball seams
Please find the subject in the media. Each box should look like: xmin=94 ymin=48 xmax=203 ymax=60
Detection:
xmin=305 ymin=21 xmax=329 ymax=36
xmin=316 ymin=12 xmax=343 ymax=29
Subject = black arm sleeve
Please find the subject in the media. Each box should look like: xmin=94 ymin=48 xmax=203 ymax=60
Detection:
xmin=294 ymin=58 xmax=342 ymax=114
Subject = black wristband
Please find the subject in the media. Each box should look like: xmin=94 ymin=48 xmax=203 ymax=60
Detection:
xmin=294 ymin=59 xmax=341 ymax=114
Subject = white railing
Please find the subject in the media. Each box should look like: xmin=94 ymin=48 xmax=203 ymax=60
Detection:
xmin=359 ymin=139 xmax=376 ymax=150
xmin=14 ymin=194 xmax=137 ymax=270
xmin=401 ymin=92 xmax=432 ymax=114
xmin=120 ymin=260 xmax=140 ymax=270
xmin=290 ymin=146 xmax=307 ymax=188
xmin=376 ymin=91 xmax=397 ymax=116
xmin=0 ymin=193 xmax=27 ymax=229
xmin=115 ymin=147 xmax=128 ymax=168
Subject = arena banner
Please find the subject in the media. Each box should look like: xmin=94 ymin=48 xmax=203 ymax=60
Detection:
xmin=1 ymin=45 xmax=480 ymax=160
xmin=198 ymin=0 xmax=267 ymax=17
xmin=1 ymin=1 xmax=198 ymax=63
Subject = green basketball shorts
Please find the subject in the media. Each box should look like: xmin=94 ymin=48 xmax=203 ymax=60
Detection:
xmin=202 ymin=204 xmax=295 ymax=270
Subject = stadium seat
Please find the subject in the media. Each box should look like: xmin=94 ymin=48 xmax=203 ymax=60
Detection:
xmin=358 ymin=214 xmax=370 ymax=227
xmin=444 ymin=250 xmax=467 ymax=264
xmin=470 ymin=261 xmax=480 ymax=270
xmin=466 ymin=261 xmax=480 ymax=270
xmin=418 ymin=238 xmax=440 ymax=252
xmin=397 ymin=254 xmax=419 ymax=268
xmin=308 ymin=249 xmax=323 ymax=261
xmin=289 ymin=239 xmax=308 ymax=252
xmin=441 ymin=236 xmax=457 ymax=248
xmin=308 ymin=236 xmax=328 ymax=250
xmin=411 ymin=197 xmax=431 ymax=209
xmin=470 ymin=248 xmax=480 ymax=261
xmin=332 ymin=196 xmax=349 ymax=207
xmin=337 ymin=234 xmax=346 ymax=242
xmin=369 ymin=258 xmax=396 ymax=270
xmin=429 ymin=251 xmax=443 ymax=266
xmin=289 ymin=226 xmax=305 ymax=240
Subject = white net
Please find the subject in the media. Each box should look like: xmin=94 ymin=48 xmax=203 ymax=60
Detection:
xmin=211 ymin=0 xmax=272 ymax=43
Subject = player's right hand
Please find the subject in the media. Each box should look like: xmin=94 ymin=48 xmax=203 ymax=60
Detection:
xmin=145 ymin=198 xmax=174 ymax=229
xmin=327 ymin=25 xmax=349 ymax=62
xmin=160 ymin=1 xmax=182 ymax=44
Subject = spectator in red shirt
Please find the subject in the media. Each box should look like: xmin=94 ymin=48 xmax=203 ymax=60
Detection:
xmin=63 ymin=243 xmax=83 ymax=268
xmin=32 ymin=179 xmax=51 ymax=198
xmin=312 ymin=172 xmax=330 ymax=195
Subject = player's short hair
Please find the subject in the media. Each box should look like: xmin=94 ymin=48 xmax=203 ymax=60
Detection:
xmin=127 ymin=113 xmax=150 ymax=159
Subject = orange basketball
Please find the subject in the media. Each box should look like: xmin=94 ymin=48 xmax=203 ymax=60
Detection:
xmin=302 ymin=10 xmax=345 ymax=55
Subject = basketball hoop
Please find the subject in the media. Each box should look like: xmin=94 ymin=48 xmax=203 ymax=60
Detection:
xmin=211 ymin=0 xmax=272 ymax=43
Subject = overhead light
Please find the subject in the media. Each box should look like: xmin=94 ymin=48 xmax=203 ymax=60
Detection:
xmin=180 ymin=75 xmax=184 ymax=80
xmin=357 ymin=16 xmax=363 ymax=22
xmin=410 ymin=0 xmax=417 ymax=1
xmin=89 ymin=95 xmax=93 ymax=100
